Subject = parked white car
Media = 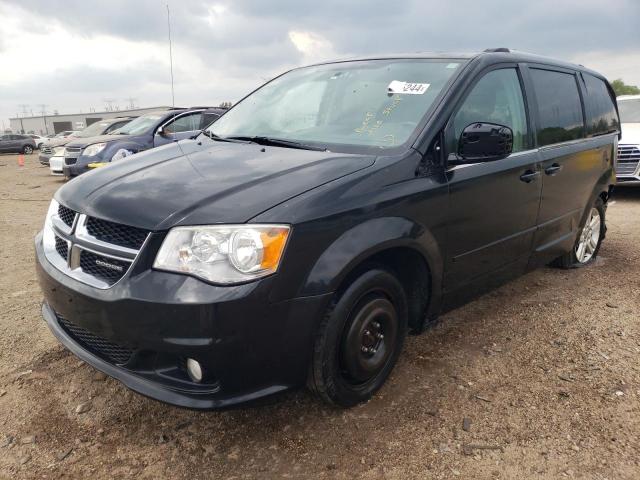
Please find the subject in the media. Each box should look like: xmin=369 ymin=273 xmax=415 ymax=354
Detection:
xmin=616 ymin=95 xmax=640 ymax=184
xmin=28 ymin=134 xmax=48 ymax=149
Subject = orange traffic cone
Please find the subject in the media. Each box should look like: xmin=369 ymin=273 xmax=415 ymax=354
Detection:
xmin=18 ymin=154 xmax=24 ymax=167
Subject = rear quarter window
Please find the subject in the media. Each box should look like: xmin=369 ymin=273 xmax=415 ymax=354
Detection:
xmin=582 ymin=74 xmax=620 ymax=136
xmin=530 ymin=68 xmax=585 ymax=146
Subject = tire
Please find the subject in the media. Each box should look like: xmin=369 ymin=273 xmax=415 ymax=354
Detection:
xmin=37 ymin=143 xmax=43 ymax=149
xmin=308 ymin=268 xmax=408 ymax=407
xmin=552 ymin=197 xmax=605 ymax=269
xmin=22 ymin=145 xmax=33 ymax=154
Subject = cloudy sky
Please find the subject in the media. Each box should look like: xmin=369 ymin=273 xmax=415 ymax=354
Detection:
xmin=1 ymin=0 xmax=638 ymax=129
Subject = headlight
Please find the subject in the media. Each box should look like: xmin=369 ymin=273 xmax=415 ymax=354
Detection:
xmin=83 ymin=142 xmax=106 ymax=156
xmin=153 ymin=225 xmax=290 ymax=284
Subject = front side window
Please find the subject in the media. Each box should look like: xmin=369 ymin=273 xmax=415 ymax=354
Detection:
xmin=583 ymin=74 xmax=619 ymax=136
xmin=618 ymin=98 xmax=640 ymax=123
xmin=208 ymin=59 xmax=463 ymax=152
xmin=530 ymin=68 xmax=584 ymax=146
xmin=164 ymin=113 xmax=202 ymax=133
xmin=451 ymin=68 xmax=528 ymax=153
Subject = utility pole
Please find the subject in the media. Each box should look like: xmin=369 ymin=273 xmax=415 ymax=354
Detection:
xmin=167 ymin=4 xmax=175 ymax=107
xmin=37 ymin=104 xmax=49 ymax=134
xmin=125 ymin=97 xmax=138 ymax=110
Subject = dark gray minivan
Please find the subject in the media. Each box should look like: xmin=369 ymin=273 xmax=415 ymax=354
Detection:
xmin=37 ymin=49 xmax=619 ymax=409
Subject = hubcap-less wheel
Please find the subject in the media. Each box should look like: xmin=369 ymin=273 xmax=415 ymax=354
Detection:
xmin=575 ymin=207 xmax=601 ymax=264
xmin=340 ymin=295 xmax=398 ymax=384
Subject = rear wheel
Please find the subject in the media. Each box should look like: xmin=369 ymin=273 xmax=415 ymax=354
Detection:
xmin=22 ymin=145 xmax=33 ymax=154
xmin=308 ymin=268 xmax=408 ymax=407
xmin=553 ymin=198 xmax=605 ymax=268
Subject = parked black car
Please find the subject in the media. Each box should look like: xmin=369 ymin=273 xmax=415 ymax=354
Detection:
xmin=61 ymin=107 xmax=226 ymax=177
xmin=36 ymin=50 xmax=618 ymax=409
xmin=0 ymin=134 xmax=36 ymax=154
xmin=39 ymin=117 xmax=136 ymax=166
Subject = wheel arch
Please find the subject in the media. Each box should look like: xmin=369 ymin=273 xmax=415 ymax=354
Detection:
xmin=300 ymin=217 xmax=443 ymax=331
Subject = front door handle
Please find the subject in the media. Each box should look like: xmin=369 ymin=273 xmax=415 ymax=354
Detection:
xmin=545 ymin=163 xmax=563 ymax=176
xmin=519 ymin=170 xmax=540 ymax=183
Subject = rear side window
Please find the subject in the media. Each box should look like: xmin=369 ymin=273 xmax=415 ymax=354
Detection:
xmin=451 ymin=68 xmax=529 ymax=153
xmin=530 ymin=69 xmax=584 ymax=146
xmin=583 ymin=74 xmax=619 ymax=136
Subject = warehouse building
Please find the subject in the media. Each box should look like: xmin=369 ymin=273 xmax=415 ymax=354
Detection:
xmin=9 ymin=106 xmax=172 ymax=135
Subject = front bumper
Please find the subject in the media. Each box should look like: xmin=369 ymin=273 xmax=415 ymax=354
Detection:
xmin=35 ymin=232 xmax=331 ymax=409
xmin=39 ymin=152 xmax=52 ymax=165
xmin=62 ymin=155 xmax=94 ymax=177
xmin=49 ymin=156 xmax=63 ymax=175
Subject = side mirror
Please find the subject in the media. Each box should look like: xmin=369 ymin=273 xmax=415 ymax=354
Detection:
xmin=458 ymin=122 xmax=513 ymax=162
xmin=156 ymin=127 xmax=167 ymax=137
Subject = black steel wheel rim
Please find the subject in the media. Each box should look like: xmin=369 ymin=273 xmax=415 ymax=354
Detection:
xmin=339 ymin=293 xmax=398 ymax=385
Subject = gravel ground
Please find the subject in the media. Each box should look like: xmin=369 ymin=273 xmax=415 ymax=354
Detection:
xmin=0 ymin=153 xmax=639 ymax=479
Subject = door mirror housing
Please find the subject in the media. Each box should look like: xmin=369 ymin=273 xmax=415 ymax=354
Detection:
xmin=156 ymin=127 xmax=167 ymax=137
xmin=458 ymin=122 xmax=513 ymax=162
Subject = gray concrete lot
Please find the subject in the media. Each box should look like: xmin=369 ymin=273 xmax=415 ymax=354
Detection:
xmin=0 ymin=153 xmax=638 ymax=479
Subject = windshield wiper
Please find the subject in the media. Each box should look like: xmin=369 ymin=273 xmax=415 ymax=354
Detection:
xmin=225 ymin=136 xmax=327 ymax=151
xmin=200 ymin=130 xmax=251 ymax=143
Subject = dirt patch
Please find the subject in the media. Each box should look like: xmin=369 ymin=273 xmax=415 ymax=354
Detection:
xmin=0 ymin=153 xmax=638 ymax=479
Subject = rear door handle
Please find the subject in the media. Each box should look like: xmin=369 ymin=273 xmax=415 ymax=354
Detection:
xmin=519 ymin=170 xmax=540 ymax=183
xmin=545 ymin=163 xmax=563 ymax=176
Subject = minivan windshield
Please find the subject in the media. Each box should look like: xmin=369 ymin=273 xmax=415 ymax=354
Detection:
xmin=111 ymin=114 xmax=164 ymax=135
xmin=207 ymin=59 xmax=463 ymax=152
xmin=618 ymin=99 xmax=640 ymax=123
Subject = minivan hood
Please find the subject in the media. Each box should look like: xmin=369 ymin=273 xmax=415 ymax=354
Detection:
xmin=65 ymin=133 xmax=134 ymax=148
xmin=56 ymin=140 xmax=376 ymax=230
xmin=620 ymin=123 xmax=640 ymax=145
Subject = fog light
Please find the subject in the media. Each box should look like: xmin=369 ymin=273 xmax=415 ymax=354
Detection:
xmin=186 ymin=358 xmax=203 ymax=383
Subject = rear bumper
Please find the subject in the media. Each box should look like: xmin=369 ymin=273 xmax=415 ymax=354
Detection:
xmin=35 ymin=232 xmax=331 ymax=409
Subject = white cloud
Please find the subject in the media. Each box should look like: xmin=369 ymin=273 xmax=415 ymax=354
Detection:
xmin=0 ymin=3 xmax=167 ymax=86
xmin=288 ymin=30 xmax=337 ymax=63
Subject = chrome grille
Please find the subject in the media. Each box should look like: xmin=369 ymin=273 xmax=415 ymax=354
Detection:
xmin=617 ymin=145 xmax=640 ymax=176
xmin=79 ymin=250 xmax=131 ymax=285
xmin=86 ymin=217 xmax=148 ymax=250
xmin=43 ymin=203 xmax=150 ymax=289
xmin=57 ymin=313 xmax=134 ymax=365
xmin=41 ymin=144 xmax=53 ymax=155
xmin=55 ymin=236 xmax=68 ymax=260
xmin=57 ymin=205 xmax=76 ymax=228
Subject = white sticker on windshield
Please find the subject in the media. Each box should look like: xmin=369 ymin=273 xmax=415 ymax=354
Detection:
xmin=387 ymin=81 xmax=430 ymax=95
xmin=446 ymin=63 xmax=460 ymax=69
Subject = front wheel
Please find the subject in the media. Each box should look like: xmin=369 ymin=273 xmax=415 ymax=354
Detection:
xmin=553 ymin=198 xmax=605 ymax=268
xmin=23 ymin=145 xmax=34 ymax=154
xmin=308 ymin=268 xmax=408 ymax=407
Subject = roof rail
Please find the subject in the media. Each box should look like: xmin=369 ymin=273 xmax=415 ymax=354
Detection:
xmin=483 ymin=48 xmax=511 ymax=53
